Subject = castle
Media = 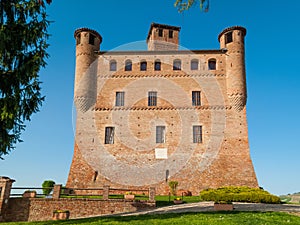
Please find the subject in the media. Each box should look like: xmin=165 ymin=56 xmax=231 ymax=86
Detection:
xmin=66 ymin=23 xmax=258 ymax=195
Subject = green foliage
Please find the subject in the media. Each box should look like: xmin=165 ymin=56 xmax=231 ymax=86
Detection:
xmin=0 ymin=0 xmax=51 ymax=159
xmin=174 ymin=0 xmax=209 ymax=13
xmin=42 ymin=180 xmax=55 ymax=195
xmin=200 ymin=186 xmax=281 ymax=204
xmin=168 ymin=181 xmax=178 ymax=196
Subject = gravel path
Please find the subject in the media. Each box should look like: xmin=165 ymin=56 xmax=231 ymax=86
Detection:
xmin=117 ymin=202 xmax=300 ymax=217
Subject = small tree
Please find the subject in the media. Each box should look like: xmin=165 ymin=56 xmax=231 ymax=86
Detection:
xmin=168 ymin=181 xmax=179 ymax=196
xmin=42 ymin=180 xmax=55 ymax=196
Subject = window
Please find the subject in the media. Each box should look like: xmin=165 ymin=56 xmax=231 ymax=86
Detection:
xmin=110 ymin=60 xmax=117 ymax=71
xmin=158 ymin=28 xmax=163 ymax=37
xmin=140 ymin=61 xmax=147 ymax=71
xmin=89 ymin=33 xmax=95 ymax=45
xmin=225 ymin=31 xmax=233 ymax=44
xmin=154 ymin=60 xmax=161 ymax=71
xmin=169 ymin=30 xmax=173 ymax=38
xmin=208 ymin=59 xmax=216 ymax=70
xmin=76 ymin=34 xmax=81 ymax=45
xmin=173 ymin=59 xmax=181 ymax=70
xmin=105 ymin=127 xmax=115 ymax=144
xmin=193 ymin=126 xmax=202 ymax=143
xmin=191 ymin=59 xmax=199 ymax=70
xmin=125 ymin=60 xmax=132 ymax=71
xmin=148 ymin=91 xmax=157 ymax=106
xmin=192 ymin=91 xmax=201 ymax=106
xmin=115 ymin=92 xmax=124 ymax=106
xmin=156 ymin=126 xmax=166 ymax=143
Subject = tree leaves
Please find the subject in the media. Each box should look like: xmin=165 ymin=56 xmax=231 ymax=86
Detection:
xmin=0 ymin=0 xmax=51 ymax=159
xmin=174 ymin=0 xmax=209 ymax=13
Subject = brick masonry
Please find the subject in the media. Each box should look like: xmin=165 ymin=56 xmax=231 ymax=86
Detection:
xmin=67 ymin=24 xmax=258 ymax=195
xmin=3 ymin=198 xmax=155 ymax=222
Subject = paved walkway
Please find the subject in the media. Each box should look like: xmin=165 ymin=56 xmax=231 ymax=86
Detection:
xmin=117 ymin=202 xmax=300 ymax=217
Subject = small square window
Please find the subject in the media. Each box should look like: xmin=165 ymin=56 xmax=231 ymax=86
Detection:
xmin=148 ymin=91 xmax=157 ymax=106
xmin=191 ymin=60 xmax=199 ymax=70
xmin=208 ymin=59 xmax=216 ymax=70
xmin=192 ymin=91 xmax=201 ymax=106
xmin=110 ymin=60 xmax=117 ymax=71
xmin=125 ymin=60 xmax=132 ymax=71
xmin=158 ymin=29 xmax=163 ymax=37
xmin=89 ymin=34 xmax=95 ymax=45
xmin=225 ymin=32 xmax=233 ymax=44
xmin=105 ymin=127 xmax=115 ymax=144
xmin=156 ymin=126 xmax=166 ymax=143
xmin=154 ymin=61 xmax=161 ymax=71
xmin=193 ymin=126 xmax=202 ymax=143
xmin=115 ymin=92 xmax=124 ymax=106
xmin=140 ymin=61 xmax=147 ymax=71
xmin=173 ymin=60 xmax=181 ymax=70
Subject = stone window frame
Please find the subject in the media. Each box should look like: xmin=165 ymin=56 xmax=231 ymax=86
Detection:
xmin=169 ymin=30 xmax=173 ymax=38
xmin=105 ymin=127 xmax=115 ymax=144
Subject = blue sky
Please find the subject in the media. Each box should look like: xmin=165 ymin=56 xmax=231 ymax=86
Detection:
xmin=1 ymin=0 xmax=300 ymax=196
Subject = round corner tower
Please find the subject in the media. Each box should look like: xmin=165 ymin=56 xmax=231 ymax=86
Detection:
xmin=74 ymin=28 xmax=102 ymax=112
xmin=218 ymin=26 xmax=247 ymax=111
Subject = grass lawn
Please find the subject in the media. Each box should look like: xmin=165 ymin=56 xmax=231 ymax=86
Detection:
xmin=2 ymin=212 xmax=300 ymax=225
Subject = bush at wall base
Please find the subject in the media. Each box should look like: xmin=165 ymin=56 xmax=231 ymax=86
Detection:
xmin=53 ymin=210 xmax=70 ymax=220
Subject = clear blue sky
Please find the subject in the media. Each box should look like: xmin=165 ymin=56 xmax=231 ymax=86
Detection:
xmin=1 ymin=0 xmax=300 ymax=196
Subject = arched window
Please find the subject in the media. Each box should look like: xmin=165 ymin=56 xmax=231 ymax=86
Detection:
xmin=154 ymin=60 xmax=161 ymax=71
xmin=173 ymin=59 xmax=181 ymax=70
xmin=140 ymin=61 xmax=147 ymax=71
xmin=208 ymin=59 xmax=216 ymax=70
xmin=125 ymin=59 xmax=132 ymax=71
xmin=110 ymin=60 xmax=117 ymax=71
xmin=191 ymin=59 xmax=199 ymax=70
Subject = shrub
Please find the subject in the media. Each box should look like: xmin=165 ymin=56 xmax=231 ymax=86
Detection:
xmin=42 ymin=180 xmax=55 ymax=196
xmin=200 ymin=186 xmax=281 ymax=204
xmin=168 ymin=181 xmax=179 ymax=196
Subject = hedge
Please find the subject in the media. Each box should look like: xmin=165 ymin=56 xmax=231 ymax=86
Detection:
xmin=200 ymin=186 xmax=281 ymax=204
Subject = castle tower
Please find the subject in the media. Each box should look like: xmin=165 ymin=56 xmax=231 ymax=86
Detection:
xmin=218 ymin=26 xmax=247 ymax=111
xmin=147 ymin=23 xmax=181 ymax=51
xmin=74 ymin=28 xmax=102 ymax=112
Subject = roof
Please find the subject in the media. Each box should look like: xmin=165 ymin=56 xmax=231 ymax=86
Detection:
xmin=147 ymin=22 xmax=181 ymax=41
xmin=218 ymin=26 xmax=246 ymax=42
xmin=74 ymin=27 xmax=103 ymax=43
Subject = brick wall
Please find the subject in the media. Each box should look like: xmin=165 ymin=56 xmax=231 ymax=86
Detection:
xmin=3 ymin=198 xmax=155 ymax=222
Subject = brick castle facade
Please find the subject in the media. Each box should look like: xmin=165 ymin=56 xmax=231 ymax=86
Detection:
xmin=66 ymin=23 xmax=258 ymax=195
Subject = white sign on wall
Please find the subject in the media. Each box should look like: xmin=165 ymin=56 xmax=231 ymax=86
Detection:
xmin=155 ymin=148 xmax=168 ymax=159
